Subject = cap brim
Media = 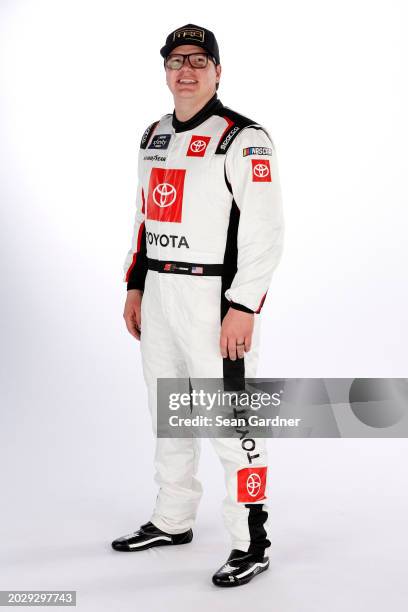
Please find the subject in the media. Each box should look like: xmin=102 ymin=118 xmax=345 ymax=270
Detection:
xmin=160 ymin=40 xmax=209 ymax=58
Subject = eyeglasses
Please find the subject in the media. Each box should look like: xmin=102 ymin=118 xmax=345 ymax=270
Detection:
xmin=165 ymin=52 xmax=215 ymax=70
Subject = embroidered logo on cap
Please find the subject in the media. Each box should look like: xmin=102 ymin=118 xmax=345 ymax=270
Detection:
xmin=173 ymin=27 xmax=205 ymax=43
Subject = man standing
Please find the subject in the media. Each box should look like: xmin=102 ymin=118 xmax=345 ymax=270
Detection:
xmin=112 ymin=24 xmax=284 ymax=587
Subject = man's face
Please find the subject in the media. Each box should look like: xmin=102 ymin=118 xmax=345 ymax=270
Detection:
xmin=165 ymin=44 xmax=221 ymax=101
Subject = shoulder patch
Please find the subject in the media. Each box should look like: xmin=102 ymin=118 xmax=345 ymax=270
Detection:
xmin=242 ymin=145 xmax=273 ymax=157
xmin=140 ymin=120 xmax=159 ymax=149
xmin=214 ymin=106 xmax=270 ymax=154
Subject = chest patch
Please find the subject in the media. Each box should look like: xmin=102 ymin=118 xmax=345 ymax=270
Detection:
xmin=148 ymin=134 xmax=171 ymax=150
xmin=186 ymin=135 xmax=211 ymax=157
xmin=146 ymin=167 xmax=186 ymax=222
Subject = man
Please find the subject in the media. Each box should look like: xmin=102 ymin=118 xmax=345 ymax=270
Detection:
xmin=112 ymin=24 xmax=284 ymax=588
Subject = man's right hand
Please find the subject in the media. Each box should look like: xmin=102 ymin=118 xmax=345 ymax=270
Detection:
xmin=123 ymin=289 xmax=143 ymax=340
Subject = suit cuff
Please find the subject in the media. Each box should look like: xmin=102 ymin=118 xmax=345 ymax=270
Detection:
xmin=229 ymin=301 xmax=255 ymax=314
xmin=127 ymin=281 xmax=144 ymax=292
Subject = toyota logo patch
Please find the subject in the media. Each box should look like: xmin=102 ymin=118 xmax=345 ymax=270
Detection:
xmin=187 ymin=135 xmax=211 ymax=157
xmin=251 ymin=158 xmax=272 ymax=182
xmin=146 ymin=168 xmax=186 ymax=222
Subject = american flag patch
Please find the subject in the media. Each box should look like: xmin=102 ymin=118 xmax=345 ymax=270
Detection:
xmin=164 ymin=263 xmax=173 ymax=271
xmin=191 ymin=266 xmax=203 ymax=274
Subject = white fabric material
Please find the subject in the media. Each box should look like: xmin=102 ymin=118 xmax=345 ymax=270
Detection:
xmin=123 ymin=112 xmax=284 ymax=312
xmin=124 ymin=101 xmax=281 ymax=551
xmin=140 ymin=270 xmax=269 ymax=551
xmin=224 ymin=128 xmax=284 ymax=310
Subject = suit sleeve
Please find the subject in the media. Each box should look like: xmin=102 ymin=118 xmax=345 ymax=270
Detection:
xmin=224 ymin=126 xmax=284 ymax=313
xmin=123 ymin=152 xmax=148 ymax=291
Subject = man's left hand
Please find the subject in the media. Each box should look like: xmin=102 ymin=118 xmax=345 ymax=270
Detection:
xmin=220 ymin=308 xmax=254 ymax=360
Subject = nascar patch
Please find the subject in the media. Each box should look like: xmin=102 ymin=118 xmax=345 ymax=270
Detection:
xmin=243 ymin=146 xmax=272 ymax=157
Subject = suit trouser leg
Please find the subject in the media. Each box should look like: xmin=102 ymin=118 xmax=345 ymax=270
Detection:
xmin=140 ymin=271 xmax=203 ymax=534
xmin=140 ymin=271 xmax=270 ymax=552
xmin=182 ymin=277 xmax=270 ymax=555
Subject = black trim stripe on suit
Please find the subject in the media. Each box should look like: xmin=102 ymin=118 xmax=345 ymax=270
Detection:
xmin=127 ymin=225 xmax=148 ymax=291
xmin=220 ymin=197 xmax=269 ymax=556
xmin=147 ymin=258 xmax=223 ymax=276
xmin=140 ymin=120 xmax=160 ymax=149
xmin=246 ymin=504 xmax=271 ymax=556
xmin=221 ymin=199 xmax=245 ymax=384
xmin=214 ymin=106 xmax=272 ymax=155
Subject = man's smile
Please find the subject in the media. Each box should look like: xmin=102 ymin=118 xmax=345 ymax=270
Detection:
xmin=177 ymin=78 xmax=198 ymax=84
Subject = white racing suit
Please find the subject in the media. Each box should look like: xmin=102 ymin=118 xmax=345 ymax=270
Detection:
xmin=123 ymin=93 xmax=284 ymax=555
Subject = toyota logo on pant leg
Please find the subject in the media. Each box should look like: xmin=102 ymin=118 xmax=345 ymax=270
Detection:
xmin=152 ymin=182 xmax=177 ymax=207
xmin=253 ymin=163 xmax=270 ymax=178
xmin=190 ymin=139 xmax=207 ymax=153
xmin=246 ymin=473 xmax=262 ymax=497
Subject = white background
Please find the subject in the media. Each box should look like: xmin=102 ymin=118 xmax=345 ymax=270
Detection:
xmin=1 ymin=1 xmax=407 ymax=610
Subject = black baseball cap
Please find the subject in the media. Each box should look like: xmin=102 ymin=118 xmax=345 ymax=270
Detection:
xmin=160 ymin=23 xmax=220 ymax=65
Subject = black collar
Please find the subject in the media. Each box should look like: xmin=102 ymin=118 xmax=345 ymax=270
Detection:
xmin=172 ymin=93 xmax=224 ymax=133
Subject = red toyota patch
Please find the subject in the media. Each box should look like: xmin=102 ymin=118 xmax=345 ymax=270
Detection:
xmin=187 ymin=135 xmax=211 ymax=157
xmin=237 ymin=466 xmax=267 ymax=502
xmin=251 ymin=159 xmax=272 ymax=182
xmin=146 ymin=167 xmax=186 ymax=222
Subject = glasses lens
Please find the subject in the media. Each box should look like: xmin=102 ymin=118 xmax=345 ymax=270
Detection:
xmin=189 ymin=53 xmax=208 ymax=68
xmin=166 ymin=55 xmax=184 ymax=70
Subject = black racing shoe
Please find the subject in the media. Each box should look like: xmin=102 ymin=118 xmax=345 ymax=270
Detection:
xmin=111 ymin=521 xmax=193 ymax=552
xmin=212 ymin=549 xmax=269 ymax=587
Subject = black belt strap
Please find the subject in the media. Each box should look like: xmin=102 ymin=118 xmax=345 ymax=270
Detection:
xmin=147 ymin=258 xmax=223 ymax=276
